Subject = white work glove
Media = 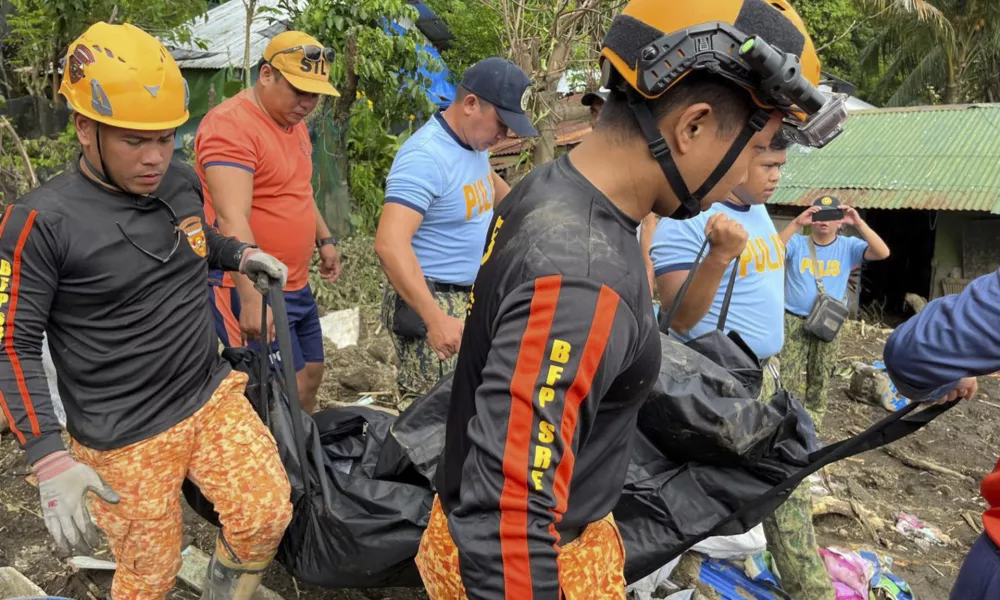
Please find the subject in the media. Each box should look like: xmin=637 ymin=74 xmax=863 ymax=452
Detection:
xmin=32 ymin=450 xmax=119 ymax=554
xmin=239 ymin=248 xmax=288 ymax=295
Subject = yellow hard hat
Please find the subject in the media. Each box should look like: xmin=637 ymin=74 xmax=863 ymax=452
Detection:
xmin=600 ymin=0 xmax=822 ymax=119
xmin=60 ymin=22 xmax=190 ymax=130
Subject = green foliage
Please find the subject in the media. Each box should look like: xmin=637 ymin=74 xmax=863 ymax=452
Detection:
xmin=290 ymin=0 xmax=439 ymax=114
xmin=853 ymin=0 xmax=1000 ymax=106
xmin=308 ymin=234 xmax=386 ymax=311
xmin=346 ymin=97 xmax=414 ymax=234
xmin=423 ymin=0 xmax=504 ymax=80
xmin=5 ymin=0 xmax=209 ymax=99
xmin=792 ymin=0 xmax=870 ymax=80
xmin=286 ymin=0 xmax=439 ymax=234
xmin=0 ymin=122 xmax=77 ymax=204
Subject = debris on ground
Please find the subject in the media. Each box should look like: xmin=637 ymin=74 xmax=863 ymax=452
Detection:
xmin=69 ymin=556 xmax=117 ymax=571
xmin=821 ymin=548 xmax=913 ymax=600
xmin=903 ymin=294 xmax=928 ymax=315
xmin=320 ymin=307 xmax=361 ymax=350
xmin=895 ymin=513 xmax=952 ymax=550
xmin=177 ymin=545 xmax=286 ymax=600
xmin=0 ymin=566 xmax=48 ymax=597
xmin=848 ymin=361 xmax=911 ymax=412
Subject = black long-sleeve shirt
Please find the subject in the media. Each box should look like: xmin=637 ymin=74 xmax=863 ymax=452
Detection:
xmin=0 ymin=159 xmax=247 ymax=464
xmin=436 ymin=154 xmax=661 ymax=599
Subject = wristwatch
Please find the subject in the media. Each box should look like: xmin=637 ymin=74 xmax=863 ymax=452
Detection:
xmin=316 ymin=236 xmax=337 ymax=249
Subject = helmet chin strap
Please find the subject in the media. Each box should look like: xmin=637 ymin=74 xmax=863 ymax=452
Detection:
xmin=81 ymin=123 xmax=129 ymax=195
xmin=625 ymin=87 xmax=772 ymax=220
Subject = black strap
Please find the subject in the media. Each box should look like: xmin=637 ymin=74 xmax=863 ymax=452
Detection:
xmin=627 ymin=85 xmax=771 ymax=220
xmin=627 ymin=88 xmax=697 ymax=219
xmin=691 ymin=109 xmax=772 ymax=202
xmin=716 ymin=259 xmax=740 ymax=331
xmin=676 ymin=399 xmax=960 ymax=559
xmin=259 ymin=301 xmax=271 ymax=428
xmin=659 ymin=235 xmax=711 ymax=333
xmin=260 ymin=279 xmax=313 ymax=498
xmin=658 ymin=234 xmax=740 ymax=335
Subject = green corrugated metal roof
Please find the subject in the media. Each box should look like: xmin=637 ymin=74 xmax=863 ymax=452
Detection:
xmin=768 ymin=103 xmax=1000 ymax=214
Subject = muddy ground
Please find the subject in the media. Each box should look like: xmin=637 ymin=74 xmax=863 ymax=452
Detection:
xmin=1 ymin=314 xmax=995 ymax=599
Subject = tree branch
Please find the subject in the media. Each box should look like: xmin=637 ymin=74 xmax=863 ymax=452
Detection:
xmin=334 ymin=32 xmax=359 ymax=126
xmin=816 ymin=4 xmax=892 ymax=53
xmin=1 ymin=115 xmax=37 ymax=189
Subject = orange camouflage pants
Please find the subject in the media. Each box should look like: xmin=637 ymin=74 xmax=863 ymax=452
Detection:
xmin=415 ymin=496 xmax=627 ymax=599
xmin=71 ymin=371 xmax=293 ymax=600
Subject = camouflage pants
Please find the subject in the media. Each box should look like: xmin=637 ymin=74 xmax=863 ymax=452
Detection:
xmin=781 ymin=312 xmax=841 ymax=430
xmin=381 ymin=285 xmax=469 ymax=399
xmin=417 ymin=496 xmax=626 ymax=599
xmin=758 ymin=355 xmax=836 ymax=600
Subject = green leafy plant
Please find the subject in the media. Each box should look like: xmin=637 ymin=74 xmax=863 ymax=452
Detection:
xmin=5 ymin=0 xmax=209 ymax=102
xmin=283 ymin=0 xmax=439 ymax=237
xmin=308 ymin=234 xmax=386 ymax=312
xmin=346 ymin=96 xmax=414 ymax=234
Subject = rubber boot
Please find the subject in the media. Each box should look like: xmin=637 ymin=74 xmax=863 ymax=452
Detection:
xmin=201 ymin=534 xmax=272 ymax=600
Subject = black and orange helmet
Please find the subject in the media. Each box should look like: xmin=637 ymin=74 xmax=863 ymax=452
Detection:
xmin=601 ymin=0 xmax=821 ymax=119
xmin=597 ymin=0 xmax=846 ymax=219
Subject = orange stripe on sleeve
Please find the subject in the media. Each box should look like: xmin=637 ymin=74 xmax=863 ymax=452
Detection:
xmin=0 ymin=205 xmax=13 ymax=238
xmin=0 ymin=206 xmax=26 ymax=445
xmin=0 ymin=390 xmax=25 ymax=445
xmin=499 ymin=275 xmax=562 ymax=600
xmin=5 ymin=210 xmax=41 ymax=436
xmin=548 ymin=285 xmax=620 ymax=541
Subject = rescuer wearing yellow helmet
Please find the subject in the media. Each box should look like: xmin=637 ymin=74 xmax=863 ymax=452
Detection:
xmin=413 ymin=1 xmax=847 ymax=599
xmin=0 ymin=22 xmax=293 ymax=600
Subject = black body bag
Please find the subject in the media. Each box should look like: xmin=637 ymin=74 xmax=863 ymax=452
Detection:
xmin=182 ymin=279 xmax=433 ymax=588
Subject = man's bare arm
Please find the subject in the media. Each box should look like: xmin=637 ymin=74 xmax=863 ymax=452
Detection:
xmin=492 ymin=171 xmax=511 ymax=206
xmin=656 ymin=260 xmax=729 ymax=334
xmin=313 ymin=202 xmax=333 ymax=242
xmin=374 ymin=204 xmax=445 ymax=326
xmin=203 ymin=165 xmax=258 ymax=301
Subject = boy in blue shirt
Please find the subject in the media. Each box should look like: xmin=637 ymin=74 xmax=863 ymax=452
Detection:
xmin=375 ymin=57 xmax=535 ymax=397
xmin=651 ymin=134 xmax=789 ymax=369
xmin=652 ymin=132 xmax=838 ymax=599
xmin=780 ymin=196 xmax=890 ymax=426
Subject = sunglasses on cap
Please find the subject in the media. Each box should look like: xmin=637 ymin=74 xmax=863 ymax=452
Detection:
xmin=270 ymin=44 xmax=335 ymax=63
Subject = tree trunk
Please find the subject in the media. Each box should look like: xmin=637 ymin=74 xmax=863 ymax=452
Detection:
xmin=532 ymin=39 xmax=573 ymax=168
xmin=242 ymin=0 xmax=256 ymax=89
xmin=50 ymin=52 xmax=59 ymax=106
xmin=944 ymin=47 xmax=959 ymax=104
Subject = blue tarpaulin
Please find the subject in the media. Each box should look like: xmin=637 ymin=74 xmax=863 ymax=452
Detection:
xmin=385 ymin=19 xmax=455 ymax=108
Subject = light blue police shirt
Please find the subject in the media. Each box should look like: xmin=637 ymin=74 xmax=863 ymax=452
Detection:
xmin=784 ymin=233 xmax=868 ymax=317
xmin=650 ymin=202 xmax=786 ymax=360
xmin=385 ymin=112 xmax=495 ymax=286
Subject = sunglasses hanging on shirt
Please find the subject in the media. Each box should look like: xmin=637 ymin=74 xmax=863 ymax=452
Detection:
xmin=116 ymin=194 xmax=183 ymax=264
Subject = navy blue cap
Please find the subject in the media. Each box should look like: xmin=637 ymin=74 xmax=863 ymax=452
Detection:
xmin=812 ymin=195 xmax=841 ymax=208
xmin=582 ymin=87 xmax=610 ymax=106
xmin=460 ymin=57 xmax=538 ymax=138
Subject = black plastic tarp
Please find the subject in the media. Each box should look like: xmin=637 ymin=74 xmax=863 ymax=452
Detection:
xmin=183 ymin=283 xmax=432 ymax=588
xmin=184 ymin=280 xmax=956 ymax=590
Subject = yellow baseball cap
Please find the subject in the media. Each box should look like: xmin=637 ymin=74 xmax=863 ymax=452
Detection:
xmin=263 ymin=31 xmax=340 ymax=97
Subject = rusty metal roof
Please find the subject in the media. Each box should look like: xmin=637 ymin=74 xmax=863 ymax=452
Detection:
xmin=768 ymin=103 xmax=1000 ymax=214
xmin=490 ymin=119 xmax=591 ymax=157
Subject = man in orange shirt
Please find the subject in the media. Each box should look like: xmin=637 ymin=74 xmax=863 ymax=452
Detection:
xmin=196 ymin=31 xmax=341 ymax=414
